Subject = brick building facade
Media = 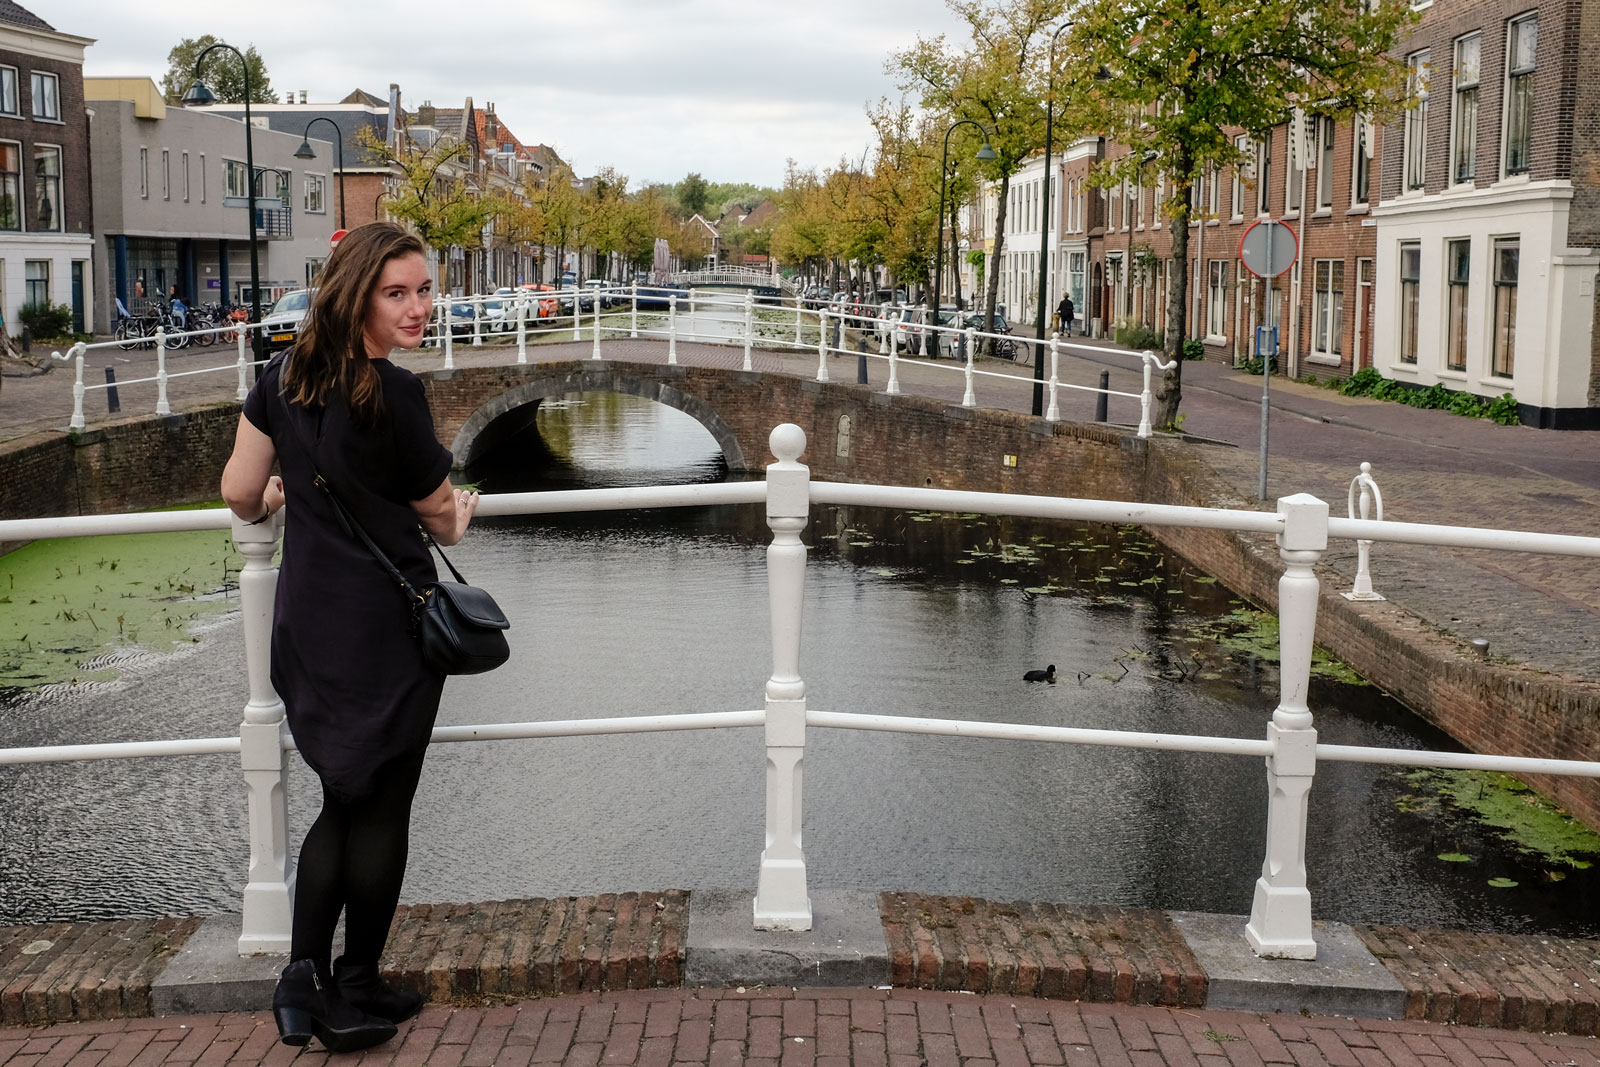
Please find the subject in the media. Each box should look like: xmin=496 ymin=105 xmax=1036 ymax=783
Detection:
xmin=0 ymin=1 xmax=94 ymax=336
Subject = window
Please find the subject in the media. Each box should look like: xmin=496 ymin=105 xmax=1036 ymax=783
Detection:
xmin=0 ymin=143 xmax=18 ymax=230
xmin=225 ymin=159 xmax=249 ymax=198
xmin=24 ymin=259 xmax=48 ymax=306
xmin=1232 ymin=136 xmax=1250 ymax=218
xmin=1190 ymin=171 xmax=1204 ymax=222
xmin=139 ymin=147 xmax=148 ymax=198
xmin=1286 ymin=121 xmax=1303 ymax=214
xmin=1405 ymin=51 xmax=1430 ymax=191
xmin=1255 ymin=132 xmax=1272 ymax=215
xmin=305 ymin=173 xmax=325 ymax=213
xmin=1491 ymin=239 xmax=1518 ymax=377
xmin=0 ymin=67 xmax=17 ymax=116
xmin=1451 ymin=34 xmax=1480 ymax=184
xmin=1353 ymin=116 xmax=1371 ymax=206
xmin=1505 ymin=15 xmax=1537 ymax=175
xmin=1446 ymin=240 xmax=1470 ymax=371
xmin=161 ymin=149 xmax=170 ymax=200
xmin=1313 ymin=260 xmax=1344 ymax=357
xmin=1207 ymin=165 xmax=1219 ymax=218
xmin=1206 ymin=259 xmax=1227 ymax=338
xmin=30 ymin=72 xmax=59 ymax=120
xmin=199 ymin=153 xmax=206 ymax=203
xmin=182 ymin=152 xmax=189 ymax=202
xmin=1121 ymin=178 xmax=1132 ymax=230
xmin=1136 ymin=182 xmax=1146 ymax=228
xmin=1399 ymin=243 xmax=1421 ymax=364
xmin=1317 ymin=117 xmax=1335 ymax=209
xmin=33 ymin=146 xmax=60 ymax=231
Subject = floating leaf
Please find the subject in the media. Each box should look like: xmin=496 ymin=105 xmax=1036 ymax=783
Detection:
xmin=1487 ymin=877 xmax=1518 ymax=888
xmin=1437 ymin=852 xmax=1473 ymax=863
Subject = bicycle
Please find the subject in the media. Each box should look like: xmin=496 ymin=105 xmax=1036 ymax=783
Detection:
xmin=114 ymin=312 xmax=153 ymax=350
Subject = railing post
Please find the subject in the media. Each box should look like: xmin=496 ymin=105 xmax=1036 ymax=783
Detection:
xmin=962 ymin=328 xmax=977 ymax=408
xmin=516 ymin=300 xmax=528 ymax=364
xmin=815 ymin=311 xmax=830 ymax=383
xmin=631 ymin=283 xmax=640 ymax=339
xmin=155 ymin=327 xmax=171 ymax=416
xmin=754 ymin=423 xmax=813 ymax=931
xmin=743 ymin=291 xmax=754 ymax=372
xmin=793 ymin=297 xmax=802 ymax=347
xmin=443 ymin=306 xmax=455 ymax=369
xmin=236 ymin=330 xmax=250 ymax=400
xmin=1138 ymin=353 xmax=1154 ymax=438
xmin=1046 ymin=333 xmax=1061 ymax=422
xmin=472 ymin=297 xmax=482 ymax=346
xmin=689 ymin=291 xmax=697 ymax=341
xmin=667 ymin=294 xmax=678 ymax=365
xmin=886 ymin=317 xmax=901 ymax=395
xmin=1245 ymin=493 xmax=1328 ymax=961
xmin=591 ymin=292 xmax=603 ymax=360
xmin=234 ymin=509 xmax=294 ymax=954
xmin=1342 ymin=463 xmax=1386 ymax=601
xmin=878 ymin=305 xmax=889 ymax=355
xmin=572 ymin=289 xmax=581 ymax=342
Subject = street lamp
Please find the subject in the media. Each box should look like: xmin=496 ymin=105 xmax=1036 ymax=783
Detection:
xmin=1032 ymin=20 xmax=1074 ymax=417
xmin=181 ymin=43 xmax=262 ymax=369
xmin=933 ymin=119 xmax=997 ymax=322
xmin=294 ymin=116 xmax=346 ymax=231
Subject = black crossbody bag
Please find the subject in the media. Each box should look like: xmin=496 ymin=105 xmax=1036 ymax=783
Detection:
xmin=289 ymin=415 xmax=510 ymax=675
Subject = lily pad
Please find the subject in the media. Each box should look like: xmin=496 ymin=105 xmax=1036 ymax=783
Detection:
xmin=1487 ymin=877 xmax=1518 ymax=888
xmin=1437 ymin=852 xmax=1473 ymax=863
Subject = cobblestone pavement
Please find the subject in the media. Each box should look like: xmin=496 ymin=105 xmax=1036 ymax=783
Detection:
xmin=4 ymin=328 xmax=1597 ymax=676
xmin=6 ymin=988 xmax=1600 ymax=1067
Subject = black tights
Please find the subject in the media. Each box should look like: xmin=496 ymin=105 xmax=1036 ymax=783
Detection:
xmin=290 ymin=752 xmax=426 ymax=973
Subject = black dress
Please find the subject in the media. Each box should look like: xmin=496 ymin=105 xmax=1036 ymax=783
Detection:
xmin=243 ymin=355 xmax=454 ymax=800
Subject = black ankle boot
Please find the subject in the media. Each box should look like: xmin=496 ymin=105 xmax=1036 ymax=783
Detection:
xmin=272 ymin=958 xmax=398 ymax=1053
xmin=333 ymin=956 xmax=425 ymax=1023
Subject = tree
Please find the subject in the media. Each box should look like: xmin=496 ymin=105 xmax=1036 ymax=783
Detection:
xmin=894 ymin=0 xmax=1067 ymax=352
xmin=358 ymin=127 xmax=496 ymax=282
xmin=677 ymin=172 xmax=711 ymax=217
xmin=1069 ymin=0 xmax=1415 ymax=427
xmin=527 ymin=165 xmax=585 ymax=282
xmin=161 ymin=36 xmax=278 ymax=104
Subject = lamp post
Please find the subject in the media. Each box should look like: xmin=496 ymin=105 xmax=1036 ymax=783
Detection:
xmin=182 ymin=44 xmax=262 ymax=369
xmin=294 ymin=116 xmax=346 ymax=231
xmin=933 ymin=119 xmax=997 ymax=322
xmin=1032 ymin=20 xmax=1074 ymax=417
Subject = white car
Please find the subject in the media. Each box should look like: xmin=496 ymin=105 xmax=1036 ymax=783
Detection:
xmin=261 ymin=289 xmax=314 ymax=356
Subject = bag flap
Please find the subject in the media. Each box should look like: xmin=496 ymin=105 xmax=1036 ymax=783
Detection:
xmin=427 ymin=582 xmax=510 ymax=629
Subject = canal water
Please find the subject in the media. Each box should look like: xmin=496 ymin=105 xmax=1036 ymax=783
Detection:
xmin=1 ymin=392 xmax=1595 ymax=935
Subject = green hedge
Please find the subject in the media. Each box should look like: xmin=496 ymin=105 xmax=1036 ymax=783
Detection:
xmin=1338 ymin=367 xmax=1520 ymax=425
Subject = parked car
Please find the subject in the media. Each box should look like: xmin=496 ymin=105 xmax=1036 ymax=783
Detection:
xmin=582 ymin=279 xmax=618 ymax=310
xmin=447 ymin=302 xmax=476 ymax=337
xmin=635 ymin=285 xmax=687 ymax=310
xmin=518 ymin=283 xmax=560 ymax=319
xmin=261 ymin=288 xmax=314 ymax=357
xmin=894 ymin=305 xmax=928 ymax=355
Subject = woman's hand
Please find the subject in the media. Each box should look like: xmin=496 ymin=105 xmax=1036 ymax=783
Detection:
xmin=413 ymin=479 xmax=479 ymax=546
xmin=263 ymin=475 xmax=285 ymax=516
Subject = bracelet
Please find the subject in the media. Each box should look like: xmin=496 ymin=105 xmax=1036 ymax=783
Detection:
xmin=244 ymin=508 xmax=272 ymax=525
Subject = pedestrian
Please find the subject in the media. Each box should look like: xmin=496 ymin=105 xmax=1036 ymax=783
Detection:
xmin=220 ymin=222 xmax=481 ymax=1054
xmin=1056 ymin=293 xmax=1076 ymax=337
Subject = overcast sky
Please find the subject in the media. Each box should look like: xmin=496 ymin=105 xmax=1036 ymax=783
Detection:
xmin=51 ymin=0 xmax=973 ymax=190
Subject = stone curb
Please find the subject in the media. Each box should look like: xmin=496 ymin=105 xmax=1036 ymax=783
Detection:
xmin=5 ymin=894 xmax=1600 ymax=1037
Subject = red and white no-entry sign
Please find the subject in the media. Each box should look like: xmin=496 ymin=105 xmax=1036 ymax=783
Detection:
xmin=329 ymin=229 xmax=349 ymax=251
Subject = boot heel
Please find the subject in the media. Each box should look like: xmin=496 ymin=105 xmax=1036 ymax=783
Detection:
xmin=274 ymin=1006 xmax=314 ymax=1046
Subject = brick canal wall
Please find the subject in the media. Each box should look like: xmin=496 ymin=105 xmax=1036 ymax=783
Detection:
xmin=4 ymin=359 xmax=1598 ymax=826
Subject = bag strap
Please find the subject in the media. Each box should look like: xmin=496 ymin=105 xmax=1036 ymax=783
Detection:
xmin=283 ymin=404 xmax=426 ymax=609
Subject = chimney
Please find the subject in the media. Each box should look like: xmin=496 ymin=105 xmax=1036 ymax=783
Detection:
xmin=300 ymin=90 xmax=308 ymax=104
xmin=418 ymin=100 xmax=435 ymax=126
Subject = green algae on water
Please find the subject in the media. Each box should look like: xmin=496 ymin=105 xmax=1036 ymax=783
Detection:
xmin=1183 ymin=608 xmax=1370 ymax=685
xmin=1402 ymin=768 xmax=1600 ymax=868
xmin=0 ymin=507 xmax=250 ymax=689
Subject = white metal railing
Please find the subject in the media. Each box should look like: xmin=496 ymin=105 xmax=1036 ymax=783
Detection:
xmin=4 ymin=424 xmax=1600 ymax=960
xmin=59 ymin=286 xmax=1173 ymax=438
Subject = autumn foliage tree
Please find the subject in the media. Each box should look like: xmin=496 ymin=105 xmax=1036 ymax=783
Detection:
xmin=1068 ymin=0 xmax=1416 ymax=426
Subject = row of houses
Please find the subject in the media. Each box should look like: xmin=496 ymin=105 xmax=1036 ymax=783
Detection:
xmin=0 ymin=1 xmax=578 ymax=339
xmin=957 ymin=0 xmax=1599 ymax=429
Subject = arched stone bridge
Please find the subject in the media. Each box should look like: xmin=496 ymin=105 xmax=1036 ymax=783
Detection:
xmin=417 ymin=359 xmax=1144 ymax=498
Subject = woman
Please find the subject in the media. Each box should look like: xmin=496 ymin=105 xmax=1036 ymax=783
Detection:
xmin=221 ymin=223 xmax=479 ymax=1053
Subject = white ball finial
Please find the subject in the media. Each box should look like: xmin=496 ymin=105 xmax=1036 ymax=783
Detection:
xmin=770 ymin=423 xmax=806 ymax=462
xmin=1360 ymin=461 xmax=1372 ymax=474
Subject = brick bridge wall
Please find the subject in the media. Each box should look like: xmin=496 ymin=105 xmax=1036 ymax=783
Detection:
xmin=4 ymin=358 xmax=1598 ymax=827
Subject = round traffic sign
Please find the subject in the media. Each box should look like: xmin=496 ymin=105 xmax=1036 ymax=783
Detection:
xmin=1238 ymin=219 xmax=1298 ymax=278
xmin=329 ymin=228 xmax=349 ymax=251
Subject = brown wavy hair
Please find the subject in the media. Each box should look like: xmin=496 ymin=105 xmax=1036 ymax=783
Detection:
xmin=282 ymin=222 xmax=428 ymax=422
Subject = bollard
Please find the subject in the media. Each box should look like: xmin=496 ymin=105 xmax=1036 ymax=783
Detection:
xmin=1095 ymin=370 xmax=1110 ymax=422
xmin=104 ymin=366 xmax=120 ymax=414
xmin=857 ymin=336 xmax=868 ymax=384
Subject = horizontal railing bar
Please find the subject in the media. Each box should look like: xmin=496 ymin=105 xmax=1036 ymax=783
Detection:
xmin=1316 ymin=743 xmax=1600 ymax=776
xmin=0 ymin=735 xmax=241 ymax=765
xmin=475 ymin=481 xmax=767 ymax=517
xmin=0 ymin=507 xmax=234 ymax=541
xmin=1327 ymin=516 xmax=1600 ymax=557
xmin=808 ymin=483 xmax=1286 ymax=534
xmin=805 ymin=709 xmax=1273 ymax=756
xmin=428 ymin=709 xmax=765 ymax=744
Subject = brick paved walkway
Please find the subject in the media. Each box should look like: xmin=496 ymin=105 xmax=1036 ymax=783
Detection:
xmin=6 ymin=988 xmax=1600 ymax=1067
